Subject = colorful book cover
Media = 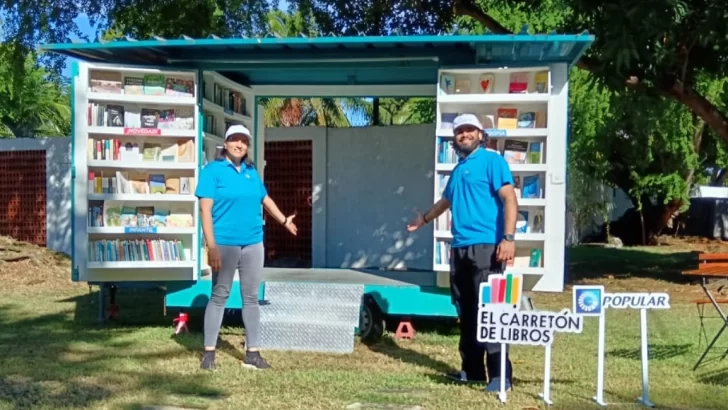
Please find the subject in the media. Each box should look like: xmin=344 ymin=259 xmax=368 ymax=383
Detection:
xmin=522 ymin=174 xmax=541 ymax=198
xmin=497 ymin=108 xmax=518 ymax=129
xmin=527 ymin=142 xmax=542 ymax=164
xmin=124 ymin=77 xmax=144 ymax=94
xmin=516 ymin=210 xmax=529 ymax=233
xmin=102 ymin=201 xmax=123 ymax=227
xmin=502 ymin=139 xmax=528 ymax=164
xmin=120 ymin=206 xmax=137 ymax=227
xmin=149 ymin=174 xmax=166 ymax=194
xmin=535 ymin=71 xmax=548 ymax=93
xmin=454 ymin=78 xmax=471 ymax=94
xmin=143 ymin=74 xmax=165 ymax=95
xmin=440 ymin=74 xmax=455 ymax=95
xmin=509 ymin=72 xmax=529 ymax=93
xmin=518 ymin=112 xmax=535 ymax=128
xmin=480 ymin=74 xmax=494 ymax=93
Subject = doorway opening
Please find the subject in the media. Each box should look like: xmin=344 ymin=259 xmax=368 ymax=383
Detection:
xmin=263 ymin=140 xmax=313 ymax=268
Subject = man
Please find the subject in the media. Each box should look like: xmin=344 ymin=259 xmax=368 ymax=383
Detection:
xmin=407 ymin=113 xmax=518 ymax=392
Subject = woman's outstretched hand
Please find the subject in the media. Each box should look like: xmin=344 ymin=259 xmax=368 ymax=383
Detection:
xmin=283 ymin=214 xmax=298 ymax=236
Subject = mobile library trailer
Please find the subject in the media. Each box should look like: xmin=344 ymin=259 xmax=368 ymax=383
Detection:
xmin=41 ymin=32 xmax=593 ymax=345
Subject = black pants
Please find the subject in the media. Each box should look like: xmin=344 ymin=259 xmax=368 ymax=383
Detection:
xmin=451 ymin=244 xmax=513 ymax=382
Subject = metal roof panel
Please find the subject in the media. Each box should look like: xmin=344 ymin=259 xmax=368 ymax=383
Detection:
xmin=41 ymin=33 xmax=594 ymax=87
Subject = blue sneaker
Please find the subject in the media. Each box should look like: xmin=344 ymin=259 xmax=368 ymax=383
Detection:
xmin=485 ymin=377 xmax=512 ymax=392
xmin=445 ymin=371 xmax=486 ymax=384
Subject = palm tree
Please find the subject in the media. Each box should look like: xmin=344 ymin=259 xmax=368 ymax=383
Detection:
xmin=0 ymin=46 xmax=71 ymax=138
xmin=260 ymin=10 xmax=372 ymax=128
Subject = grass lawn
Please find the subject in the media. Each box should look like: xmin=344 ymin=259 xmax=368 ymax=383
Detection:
xmin=1 ymin=236 xmax=728 ymax=410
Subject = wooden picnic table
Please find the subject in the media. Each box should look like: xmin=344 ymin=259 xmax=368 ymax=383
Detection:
xmin=682 ymin=253 xmax=728 ymax=370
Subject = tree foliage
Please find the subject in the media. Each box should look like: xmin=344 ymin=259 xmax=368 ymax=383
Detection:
xmin=293 ymin=0 xmax=728 ymax=145
xmin=0 ymin=44 xmax=71 ymax=138
xmin=569 ymin=67 xmax=728 ymax=243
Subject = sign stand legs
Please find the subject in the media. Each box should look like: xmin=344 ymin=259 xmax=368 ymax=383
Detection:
xmin=498 ymin=344 xmax=507 ymax=403
xmin=538 ymin=344 xmax=553 ymax=406
xmin=637 ymin=308 xmax=655 ymax=407
xmin=593 ymin=312 xmax=607 ymax=407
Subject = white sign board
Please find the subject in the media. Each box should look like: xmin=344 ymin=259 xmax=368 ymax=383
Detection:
xmin=572 ymin=285 xmax=671 ymax=408
xmin=477 ymin=272 xmax=584 ymax=405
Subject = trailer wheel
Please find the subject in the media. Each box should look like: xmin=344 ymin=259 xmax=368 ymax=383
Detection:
xmin=359 ymin=296 xmax=385 ymax=344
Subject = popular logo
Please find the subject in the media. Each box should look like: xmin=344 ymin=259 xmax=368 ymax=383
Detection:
xmin=572 ymin=285 xmax=671 ymax=316
xmin=573 ymin=285 xmax=604 ymax=316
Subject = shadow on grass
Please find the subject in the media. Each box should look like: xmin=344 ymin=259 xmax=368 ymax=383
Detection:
xmin=699 ymin=368 xmax=728 ymax=386
xmin=0 ymin=292 xmax=228 ymax=409
xmin=365 ymin=334 xmax=456 ymax=375
xmin=566 ymin=246 xmax=699 ymax=285
xmin=608 ymin=343 xmax=692 ymax=361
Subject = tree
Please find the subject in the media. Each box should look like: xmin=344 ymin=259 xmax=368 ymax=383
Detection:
xmin=569 ymin=67 xmax=728 ymax=244
xmin=0 ymin=44 xmax=71 ymax=138
xmin=293 ymin=0 xmax=728 ymax=147
xmin=1 ymin=0 xmax=275 ymax=85
xmin=100 ymin=0 xmax=272 ymax=41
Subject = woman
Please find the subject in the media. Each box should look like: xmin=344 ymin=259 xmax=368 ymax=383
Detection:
xmin=195 ymin=124 xmax=297 ymax=370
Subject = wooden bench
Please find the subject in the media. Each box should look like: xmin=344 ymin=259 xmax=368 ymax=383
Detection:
xmin=682 ymin=252 xmax=728 ymax=370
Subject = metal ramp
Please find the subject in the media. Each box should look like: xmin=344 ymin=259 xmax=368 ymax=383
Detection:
xmin=258 ymin=282 xmax=365 ymax=354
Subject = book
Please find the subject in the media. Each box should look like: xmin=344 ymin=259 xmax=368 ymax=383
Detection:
xmin=479 ymin=74 xmax=494 ymax=93
xmin=497 ymin=108 xmax=518 ymax=129
xmin=509 ymin=72 xmax=529 ymax=93
xmin=90 ymin=71 xmax=122 ymax=94
xmin=440 ymin=74 xmax=455 ymax=94
xmin=124 ymin=77 xmax=144 ymax=94
xmin=454 ymin=78 xmax=471 ymax=94
xmin=106 ymin=105 xmax=125 ymax=127
xmin=503 ymin=139 xmax=528 ymax=164
xmin=516 ymin=210 xmax=529 ymax=233
xmin=521 ymin=174 xmax=541 ymax=199
xmin=141 ymin=108 xmax=160 ymax=128
xmin=535 ymin=71 xmax=548 ymax=93
xmin=518 ymin=112 xmax=535 ymax=128
xmin=149 ymin=174 xmax=166 ymax=194
xmin=143 ymin=74 xmax=165 ymax=95
xmin=527 ymin=142 xmax=543 ymax=164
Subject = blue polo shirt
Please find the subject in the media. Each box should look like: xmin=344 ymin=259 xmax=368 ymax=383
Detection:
xmin=195 ymin=159 xmax=268 ymax=246
xmin=442 ymin=147 xmax=514 ymax=248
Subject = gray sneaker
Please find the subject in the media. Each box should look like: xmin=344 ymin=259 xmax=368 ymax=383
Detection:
xmin=242 ymin=351 xmax=271 ymax=370
xmin=200 ymin=351 xmax=216 ymax=370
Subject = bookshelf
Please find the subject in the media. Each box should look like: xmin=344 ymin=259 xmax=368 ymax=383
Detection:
xmin=72 ymin=63 xmax=261 ymax=283
xmin=200 ymin=71 xmax=256 ymax=167
xmin=72 ymin=62 xmax=201 ymax=282
xmin=434 ymin=66 xmax=568 ymax=292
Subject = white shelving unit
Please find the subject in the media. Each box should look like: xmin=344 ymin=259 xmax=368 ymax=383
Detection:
xmin=197 ymin=71 xmax=258 ymax=274
xmin=200 ymin=71 xmax=256 ymax=168
xmin=73 ymin=62 xmax=202 ymax=282
xmin=433 ymin=65 xmax=569 ymax=292
xmin=72 ymin=63 xmax=263 ymax=283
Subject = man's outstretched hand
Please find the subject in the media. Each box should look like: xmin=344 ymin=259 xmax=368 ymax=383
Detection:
xmin=407 ymin=210 xmax=426 ymax=232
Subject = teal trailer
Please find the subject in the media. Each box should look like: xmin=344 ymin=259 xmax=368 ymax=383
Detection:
xmin=41 ymin=32 xmax=593 ymax=341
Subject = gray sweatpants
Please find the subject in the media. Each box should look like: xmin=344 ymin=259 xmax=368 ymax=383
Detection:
xmin=203 ymin=242 xmax=264 ymax=349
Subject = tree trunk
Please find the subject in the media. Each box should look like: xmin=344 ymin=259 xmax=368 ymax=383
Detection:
xmin=453 ymin=0 xmax=728 ymax=145
xmin=668 ymin=83 xmax=728 ymax=144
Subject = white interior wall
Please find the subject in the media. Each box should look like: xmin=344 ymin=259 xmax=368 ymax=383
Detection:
xmin=265 ymin=125 xmax=436 ymax=271
xmin=0 ymin=137 xmax=72 ymax=255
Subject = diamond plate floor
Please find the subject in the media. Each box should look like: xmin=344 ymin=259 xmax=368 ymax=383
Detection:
xmin=258 ymin=282 xmax=365 ymax=354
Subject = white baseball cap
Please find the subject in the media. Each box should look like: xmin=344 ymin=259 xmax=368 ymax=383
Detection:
xmin=225 ymin=124 xmax=252 ymax=141
xmin=452 ymin=113 xmax=483 ymax=131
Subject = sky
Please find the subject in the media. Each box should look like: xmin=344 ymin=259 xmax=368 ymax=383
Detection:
xmin=61 ymin=0 xmax=290 ymax=77
xmin=61 ymin=14 xmax=101 ymax=78
xmin=58 ymin=2 xmax=369 ymax=127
